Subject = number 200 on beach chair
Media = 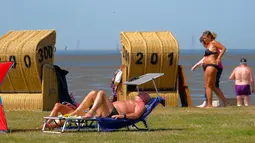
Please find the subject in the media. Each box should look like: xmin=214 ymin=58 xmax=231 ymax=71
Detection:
xmin=42 ymin=73 xmax=165 ymax=133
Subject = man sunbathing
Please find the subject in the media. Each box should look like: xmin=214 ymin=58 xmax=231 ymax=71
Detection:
xmin=41 ymin=90 xmax=151 ymax=129
xmin=70 ymin=90 xmax=151 ymax=120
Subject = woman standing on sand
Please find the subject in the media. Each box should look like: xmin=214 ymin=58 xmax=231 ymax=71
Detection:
xmin=192 ymin=31 xmax=228 ymax=108
xmin=191 ymin=33 xmax=225 ymax=107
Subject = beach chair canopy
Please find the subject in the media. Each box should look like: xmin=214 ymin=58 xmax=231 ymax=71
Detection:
xmin=124 ymin=73 xmax=164 ymax=96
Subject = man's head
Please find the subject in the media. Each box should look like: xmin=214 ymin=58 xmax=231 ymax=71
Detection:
xmin=240 ymin=58 xmax=247 ymax=65
xmin=135 ymin=92 xmax=151 ymax=104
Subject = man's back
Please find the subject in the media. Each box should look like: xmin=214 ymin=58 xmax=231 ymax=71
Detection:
xmin=234 ymin=65 xmax=252 ymax=85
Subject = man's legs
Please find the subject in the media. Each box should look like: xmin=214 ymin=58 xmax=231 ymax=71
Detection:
xmin=48 ymin=103 xmax=75 ymax=123
xmin=244 ymin=95 xmax=250 ymax=106
xmin=84 ymin=90 xmax=114 ymax=118
xmin=70 ymin=90 xmax=99 ymax=116
xmin=38 ymin=103 xmax=75 ymax=129
xmin=236 ymin=95 xmax=242 ymax=106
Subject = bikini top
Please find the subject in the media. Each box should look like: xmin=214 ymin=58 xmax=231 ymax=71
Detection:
xmin=204 ymin=49 xmax=218 ymax=57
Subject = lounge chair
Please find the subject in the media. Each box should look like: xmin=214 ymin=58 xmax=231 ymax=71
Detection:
xmin=97 ymin=96 xmax=165 ymax=131
xmin=42 ymin=73 xmax=165 ymax=133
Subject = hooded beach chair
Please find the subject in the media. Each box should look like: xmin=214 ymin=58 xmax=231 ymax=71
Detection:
xmin=42 ymin=73 xmax=165 ymax=133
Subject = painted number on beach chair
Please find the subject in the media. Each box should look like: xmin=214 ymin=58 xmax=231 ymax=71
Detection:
xmin=9 ymin=56 xmax=17 ymax=68
xmin=134 ymin=52 xmax=174 ymax=65
xmin=8 ymin=55 xmax=32 ymax=68
xmin=123 ymin=49 xmax=129 ymax=63
xmin=38 ymin=45 xmax=53 ymax=63
xmin=168 ymin=52 xmax=174 ymax=66
xmin=24 ymin=55 xmax=31 ymax=68
xmin=135 ymin=52 xmax=143 ymax=64
xmin=150 ymin=53 xmax=158 ymax=65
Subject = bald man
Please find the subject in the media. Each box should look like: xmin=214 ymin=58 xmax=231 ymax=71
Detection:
xmin=229 ymin=58 xmax=254 ymax=106
xmin=70 ymin=90 xmax=151 ymax=120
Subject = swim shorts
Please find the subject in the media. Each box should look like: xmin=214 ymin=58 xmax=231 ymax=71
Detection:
xmin=107 ymin=107 xmax=119 ymax=117
xmin=235 ymin=84 xmax=251 ymax=96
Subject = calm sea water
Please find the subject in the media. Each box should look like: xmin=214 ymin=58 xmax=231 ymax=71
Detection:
xmin=54 ymin=49 xmax=255 ymax=105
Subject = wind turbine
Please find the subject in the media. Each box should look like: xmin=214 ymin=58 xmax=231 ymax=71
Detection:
xmin=77 ymin=40 xmax=80 ymax=49
xmin=65 ymin=45 xmax=68 ymax=51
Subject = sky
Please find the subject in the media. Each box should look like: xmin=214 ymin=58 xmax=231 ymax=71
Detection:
xmin=0 ymin=0 xmax=254 ymax=50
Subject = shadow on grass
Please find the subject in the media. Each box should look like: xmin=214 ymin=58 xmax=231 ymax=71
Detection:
xmin=113 ymin=128 xmax=184 ymax=132
xmin=8 ymin=129 xmax=41 ymax=133
xmin=7 ymin=128 xmax=184 ymax=133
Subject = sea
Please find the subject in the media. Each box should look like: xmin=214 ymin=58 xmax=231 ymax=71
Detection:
xmin=54 ymin=49 xmax=255 ymax=106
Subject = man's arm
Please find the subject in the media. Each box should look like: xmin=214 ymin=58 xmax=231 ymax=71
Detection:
xmin=229 ymin=68 xmax=236 ymax=80
xmin=112 ymin=103 xmax=145 ymax=119
xmin=249 ymin=67 xmax=255 ymax=93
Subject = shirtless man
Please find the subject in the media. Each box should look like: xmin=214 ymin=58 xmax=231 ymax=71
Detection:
xmin=229 ymin=58 xmax=254 ymax=106
xmin=69 ymin=90 xmax=151 ymax=120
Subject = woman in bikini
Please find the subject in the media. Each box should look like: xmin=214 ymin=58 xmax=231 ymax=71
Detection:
xmin=201 ymin=31 xmax=228 ymax=108
xmin=191 ymin=33 xmax=225 ymax=107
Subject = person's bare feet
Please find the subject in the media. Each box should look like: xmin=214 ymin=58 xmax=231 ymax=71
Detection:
xmin=223 ymin=99 xmax=229 ymax=107
xmin=83 ymin=111 xmax=94 ymax=118
xmin=36 ymin=123 xmax=55 ymax=130
xmin=205 ymin=106 xmax=213 ymax=109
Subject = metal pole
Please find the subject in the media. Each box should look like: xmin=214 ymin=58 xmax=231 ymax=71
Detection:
xmin=136 ymin=85 xmax=140 ymax=93
xmin=152 ymin=78 xmax=159 ymax=96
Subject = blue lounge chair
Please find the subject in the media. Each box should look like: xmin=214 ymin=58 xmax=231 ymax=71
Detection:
xmin=96 ymin=96 xmax=165 ymax=131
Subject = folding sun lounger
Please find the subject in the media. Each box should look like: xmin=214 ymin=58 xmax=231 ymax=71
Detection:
xmin=42 ymin=73 xmax=165 ymax=133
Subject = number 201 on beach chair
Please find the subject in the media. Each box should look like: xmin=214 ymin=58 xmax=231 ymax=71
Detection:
xmin=42 ymin=73 xmax=165 ymax=133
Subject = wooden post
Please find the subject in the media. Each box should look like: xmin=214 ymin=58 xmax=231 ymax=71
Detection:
xmin=178 ymin=65 xmax=192 ymax=107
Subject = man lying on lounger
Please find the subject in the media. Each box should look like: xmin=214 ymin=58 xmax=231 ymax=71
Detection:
xmin=70 ymin=90 xmax=151 ymax=120
xmin=41 ymin=90 xmax=151 ymax=129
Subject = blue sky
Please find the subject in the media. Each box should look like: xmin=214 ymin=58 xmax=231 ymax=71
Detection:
xmin=0 ymin=0 xmax=254 ymax=50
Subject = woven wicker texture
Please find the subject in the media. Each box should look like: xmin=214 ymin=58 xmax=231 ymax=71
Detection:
xmin=0 ymin=64 xmax=58 ymax=111
xmin=0 ymin=94 xmax=43 ymax=111
xmin=120 ymin=31 xmax=179 ymax=89
xmin=120 ymin=31 xmax=179 ymax=106
xmin=0 ymin=30 xmax=56 ymax=93
xmin=0 ymin=30 xmax=58 ymax=111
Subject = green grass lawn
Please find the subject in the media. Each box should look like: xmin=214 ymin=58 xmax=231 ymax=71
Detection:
xmin=1 ymin=106 xmax=255 ymax=143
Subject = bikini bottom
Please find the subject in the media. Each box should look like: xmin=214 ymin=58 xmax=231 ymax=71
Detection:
xmin=203 ymin=64 xmax=219 ymax=71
